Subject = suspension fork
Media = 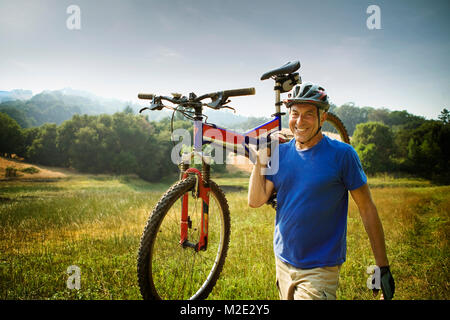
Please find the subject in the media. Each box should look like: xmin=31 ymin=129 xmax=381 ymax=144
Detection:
xmin=179 ymin=162 xmax=211 ymax=251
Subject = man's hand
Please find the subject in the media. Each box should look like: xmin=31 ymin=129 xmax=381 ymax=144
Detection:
xmin=372 ymin=266 xmax=395 ymax=300
xmin=247 ymin=132 xmax=282 ymax=208
xmin=248 ymin=131 xmax=287 ymax=166
xmin=270 ymin=131 xmax=288 ymax=143
xmin=256 ymin=145 xmax=271 ymax=166
xmin=380 ymin=266 xmax=395 ymax=300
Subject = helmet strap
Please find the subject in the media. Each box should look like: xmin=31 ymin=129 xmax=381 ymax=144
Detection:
xmin=298 ymin=126 xmax=322 ymax=145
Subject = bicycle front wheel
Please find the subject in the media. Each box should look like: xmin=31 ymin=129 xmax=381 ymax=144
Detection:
xmin=137 ymin=176 xmax=230 ymax=300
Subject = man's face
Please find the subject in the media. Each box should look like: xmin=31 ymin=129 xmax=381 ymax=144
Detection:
xmin=289 ymin=104 xmax=326 ymax=144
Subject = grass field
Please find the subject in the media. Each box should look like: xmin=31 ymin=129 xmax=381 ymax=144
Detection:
xmin=0 ymin=171 xmax=449 ymax=300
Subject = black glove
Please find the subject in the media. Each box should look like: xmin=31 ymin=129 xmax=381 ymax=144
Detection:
xmin=380 ymin=266 xmax=395 ymax=299
xmin=372 ymin=266 xmax=395 ymax=300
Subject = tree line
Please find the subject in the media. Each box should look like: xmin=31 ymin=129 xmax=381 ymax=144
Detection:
xmin=349 ymin=107 xmax=449 ymax=183
xmin=0 ymin=90 xmax=137 ymax=128
xmin=0 ymin=110 xmax=192 ymax=182
xmin=1 ymin=104 xmax=449 ymax=183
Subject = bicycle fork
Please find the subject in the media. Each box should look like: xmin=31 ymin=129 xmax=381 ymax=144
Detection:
xmin=179 ymin=165 xmax=210 ymax=252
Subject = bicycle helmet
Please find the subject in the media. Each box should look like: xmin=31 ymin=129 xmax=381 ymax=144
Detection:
xmin=284 ymin=82 xmax=330 ymax=112
xmin=284 ymin=82 xmax=330 ymax=145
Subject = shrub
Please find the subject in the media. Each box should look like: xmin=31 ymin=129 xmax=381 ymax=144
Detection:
xmin=20 ymin=167 xmax=40 ymax=174
xmin=352 ymin=122 xmax=394 ymax=174
xmin=5 ymin=166 xmax=18 ymax=177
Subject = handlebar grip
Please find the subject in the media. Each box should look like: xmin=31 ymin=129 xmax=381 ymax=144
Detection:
xmin=138 ymin=93 xmax=154 ymax=100
xmin=223 ymin=87 xmax=255 ymax=97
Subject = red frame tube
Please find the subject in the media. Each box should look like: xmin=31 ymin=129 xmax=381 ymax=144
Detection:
xmin=180 ymin=168 xmax=210 ymax=251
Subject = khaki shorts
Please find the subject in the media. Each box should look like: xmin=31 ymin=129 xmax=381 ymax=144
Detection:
xmin=275 ymin=256 xmax=341 ymax=300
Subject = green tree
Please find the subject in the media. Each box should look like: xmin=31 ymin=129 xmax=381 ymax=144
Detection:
xmin=367 ymin=108 xmax=425 ymax=131
xmin=405 ymin=120 xmax=450 ymax=182
xmin=19 ymin=127 xmax=40 ymax=158
xmin=438 ymin=108 xmax=449 ymax=124
xmin=57 ymin=114 xmax=101 ymax=168
xmin=0 ymin=112 xmax=24 ymax=156
xmin=136 ymin=137 xmax=174 ymax=181
xmin=392 ymin=127 xmax=412 ymax=159
xmin=354 ymin=143 xmax=379 ymax=175
xmin=352 ymin=122 xmax=394 ymax=174
xmin=332 ymin=103 xmax=370 ymax=136
xmin=367 ymin=107 xmax=391 ymax=125
xmin=0 ymin=106 xmax=34 ymax=128
xmin=27 ymin=124 xmax=63 ymax=166
xmin=112 ymin=151 xmax=138 ymax=174
xmin=70 ymin=126 xmax=102 ymax=172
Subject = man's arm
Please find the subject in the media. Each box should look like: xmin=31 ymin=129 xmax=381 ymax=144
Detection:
xmin=248 ymin=150 xmax=274 ymax=208
xmin=350 ymin=183 xmax=389 ymax=267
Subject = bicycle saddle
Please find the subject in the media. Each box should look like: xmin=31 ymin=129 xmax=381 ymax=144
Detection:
xmin=260 ymin=61 xmax=301 ymax=80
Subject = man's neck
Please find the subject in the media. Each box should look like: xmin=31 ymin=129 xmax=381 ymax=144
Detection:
xmin=295 ymin=131 xmax=324 ymax=151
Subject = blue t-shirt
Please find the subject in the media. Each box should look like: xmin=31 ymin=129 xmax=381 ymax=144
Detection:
xmin=265 ymin=135 xmax=367 ymax=269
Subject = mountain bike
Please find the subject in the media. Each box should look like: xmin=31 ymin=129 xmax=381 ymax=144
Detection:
xmin=136 ymin=61 xmax=350 ymax=300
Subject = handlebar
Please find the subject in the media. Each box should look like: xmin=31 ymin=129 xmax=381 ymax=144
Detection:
xmin=137 ymin=93 xmax=154 ymax=100
xmin=138 ymin=87 xmax=255 ymax=102
xmin=138 ymin=87 xmax=255 ymax=113
xmin=223 ymin=87 xmax=255 ymax=98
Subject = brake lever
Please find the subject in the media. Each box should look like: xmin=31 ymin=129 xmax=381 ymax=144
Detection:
xmin=139 ymin=103 xmax=164 ymax=112
xmin=206 ymin=92 xmax=225 ymax=109
xmin=221 ymin=104 xmax=236 ymax=113
xmin=142 ymin=96 xmax=163 ymax=111
xmin=149 ymin=102 xmax=164 ymax=110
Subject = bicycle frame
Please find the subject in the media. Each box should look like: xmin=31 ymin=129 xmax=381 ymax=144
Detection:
xmin=179 ymin=111 xmax=284 ymax=251
xmin=176 ymin=68 xmax=294 ymax=251
xmin=180 ymin=167 xmax=210 ymax=251
xmin=199 ymin=116 xmax=282 ymax=160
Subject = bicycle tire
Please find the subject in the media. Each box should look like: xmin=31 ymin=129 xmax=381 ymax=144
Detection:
xmin=137 ymin=176 xmax=231 ymax=300
xmin=267 ymin=112 xmax=350 ymax=209
xmin=324 ymin=112 xmax=350 ymax=144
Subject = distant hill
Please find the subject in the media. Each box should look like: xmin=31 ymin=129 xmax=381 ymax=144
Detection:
xmin=0 ymin=88 xmax=271 ymax=130
xmin=0 ymin=88 xmax=144 ymax=127
xmin=0 ymin=89 xmax=33 ymax=103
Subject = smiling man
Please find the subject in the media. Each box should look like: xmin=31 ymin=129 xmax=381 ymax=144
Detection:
xmin=248 ymin=82 xmax=395 ymax=300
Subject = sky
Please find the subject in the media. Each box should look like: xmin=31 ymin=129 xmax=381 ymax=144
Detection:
xmin=1 ymin=0 xmax=449 ymax=120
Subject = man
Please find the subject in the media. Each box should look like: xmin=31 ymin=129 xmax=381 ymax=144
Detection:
xmin=248 ymin=82 xmax=395 ymax=300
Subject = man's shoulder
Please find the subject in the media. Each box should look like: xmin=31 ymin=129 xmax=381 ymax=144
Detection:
xmin=278 ymin=138 xmax=295 ymax=152
xmin=322 ymin=135 xmax=359 ymax=165
xmin=323 ymin=135 xmax=353 ymax=154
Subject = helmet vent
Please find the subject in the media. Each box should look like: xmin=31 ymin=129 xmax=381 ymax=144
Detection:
xmin=302 ymin=85 xmax=312 ymax=96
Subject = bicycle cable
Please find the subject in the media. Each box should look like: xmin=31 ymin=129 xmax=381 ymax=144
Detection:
xmin=169 ymin=103 xmax=210 ymax=148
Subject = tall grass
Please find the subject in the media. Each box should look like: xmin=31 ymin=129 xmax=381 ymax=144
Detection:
xmin=0 ymin=175 xmax=448 ymax=299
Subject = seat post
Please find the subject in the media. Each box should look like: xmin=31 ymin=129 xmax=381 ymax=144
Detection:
xmin=274 ymin=81 xmax=281 ymax=114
